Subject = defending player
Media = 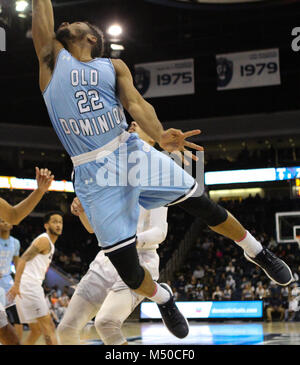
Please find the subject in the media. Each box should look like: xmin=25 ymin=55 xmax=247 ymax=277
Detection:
xmin=31 ymin=0 xmax=293 ymax=339
xmin=7 ymin=211 xmax=63 ymax=345
xmin=0 ymin=167 xmax=53 ymax=345
xmin=58 ymin=197 xmax=168 ymax=345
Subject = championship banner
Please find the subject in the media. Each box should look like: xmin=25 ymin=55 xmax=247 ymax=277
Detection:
xmin=134 ymin=59 xmax=194 ymax=98
xmin=216 ymin=48 xmax=281 ymax=90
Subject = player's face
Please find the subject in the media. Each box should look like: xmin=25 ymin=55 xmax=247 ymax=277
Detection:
xmin=56 ymin=22 xmax=92 ymax=45
xmin=0 ymin=219 xmax=13 ymax=231
xmin=45 ymin=215 xmax=63 ymax=237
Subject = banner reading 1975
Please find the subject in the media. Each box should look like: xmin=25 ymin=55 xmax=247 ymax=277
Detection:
xmin=134 ymin=59 xmax=195 ymax=98
xmin=216 ymin=48 xmax=281 ymax=91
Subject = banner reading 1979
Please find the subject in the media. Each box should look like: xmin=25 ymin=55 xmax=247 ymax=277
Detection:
xmin=216 ymin=48 xmax=281 ymax=90
xmin=134 ymin=59 xmax=195 ymax=98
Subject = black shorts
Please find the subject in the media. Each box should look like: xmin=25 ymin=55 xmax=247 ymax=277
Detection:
xmin=6 ymin=304 xmax=21 ymax=325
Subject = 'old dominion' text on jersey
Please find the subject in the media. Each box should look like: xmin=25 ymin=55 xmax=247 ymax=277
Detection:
xmin=43 ymin=48 xmax=128 ymax=157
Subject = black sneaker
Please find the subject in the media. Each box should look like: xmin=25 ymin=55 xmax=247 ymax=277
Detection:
xmin=244 ymin=248 xmax=294 ymax=286
xmin=157 ymin=283 xmax=189 ymax=339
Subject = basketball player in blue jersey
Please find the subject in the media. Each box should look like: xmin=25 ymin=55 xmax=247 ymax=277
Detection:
xmin=31 ymin=0 xmax=293 ymax=339
xmin=0 ymin=219 xmax=23 ymax=340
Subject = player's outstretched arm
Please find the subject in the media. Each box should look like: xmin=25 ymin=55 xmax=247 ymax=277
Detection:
xmin=0 ymin=167 xmax=54 ymax=225
xmin=112 ymin=59 xmax=164 ymax=144
xmin=32 ymin=1 xmax=64 ymax=91
xmin=7 ymin=237 xmax=50 ymax=301
xmin=71 ymin=197 xmax=94 ymax=234
xmin=32 ymin=0 xmax=57 ymax=58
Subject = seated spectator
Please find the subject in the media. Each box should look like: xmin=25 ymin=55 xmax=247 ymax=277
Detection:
xmin=255 ymin=281 xmax=266 ymax=300
xmin=287 ymin=283 xmax=300 ymax=322
xmin=202 ymin=285 xmax=211 ymax=301
xmin=239 ymin=276 xmax=249 ymax=291
xmin=266 ymin=282 xmax=285 ymax=322
xmin=212 ymin=285 xmax=223 ymax=301
xmin=57 ymin=289 xmax=70 ymax=320
xmin=58 ymin=252 xmax=70 ymax=269
xmin=225 ymin=261 xmax=235 ymax=274
xmin=242 ymin=282 xmax=255 ymax=300
xmin=225 ymin=275 xmax=236 ymax=291
xmin=193 ymin=265 xmax=204 ymax=280
xmin=223 ymin=284 xmax=232 ymax=301
xmin=174 ymin=274 xmax=187 ymax=300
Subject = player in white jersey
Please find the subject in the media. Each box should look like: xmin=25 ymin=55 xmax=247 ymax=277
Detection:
xmin=58 ymin=198 xmax=167 ymax=345
xmin=0 ymin=167 xmax=53 ymax=345
xmin=7 ymin=212 xmax=63 ymax=345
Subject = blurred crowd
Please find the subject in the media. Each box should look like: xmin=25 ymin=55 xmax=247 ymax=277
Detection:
xmin=3 ymin=188 xmax=300 ymax=323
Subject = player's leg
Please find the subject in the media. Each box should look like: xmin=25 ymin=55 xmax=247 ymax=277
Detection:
xmin=58 ymin=257 xmax=117 ymax=345
xmin=36 ymin=313 xmax=57 ymax=345
xmin=137 ymin=141 xmax=293 ymax=286
xmin=75 ymin=184 xmax=170 ymax=304
xmin=0 ymin=306 xmax=20 ymax=345
xmin=0 ymin=323 xmax=20 ymax=345
xmin=23 ymin=322 xmax=42 ymax=345
xmin=95 ymin=289 xmax=143 ymax=345
xmin=57 ymin=293 xmax=99 ymax=345
xmin=6 ymin=304 xmax=23 ymax=341
xmin=95 ymin=250 xmax=159 ymax=345
xmin=178 ymin=194 xmax=293 ymax=286
xmin=14 ymin=324 xmax=23 ymax=340
xmin=74 ymin=160 xmax=188 ymax=339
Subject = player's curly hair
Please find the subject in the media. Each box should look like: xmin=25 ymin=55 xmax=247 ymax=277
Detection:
xmin=84 ymin=22 xmax=105 ymax=58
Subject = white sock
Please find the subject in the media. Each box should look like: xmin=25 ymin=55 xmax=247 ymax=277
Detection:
xmin=235 ymin=230 xmax=263 ymax=258
xmin=148 ymin=283 xmax=171 ymax=305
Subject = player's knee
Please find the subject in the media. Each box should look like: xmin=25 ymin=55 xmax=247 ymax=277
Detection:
xmin=106 ymin=245 xmax=145 ymax=290
xmin=120 ymin=265 xmax=145 ymax=290
xmin=57 ymin=322 xmax=79 ymax=345
xmin=95 ymin=315 xmax=125 ymax=345
xmin=178 ymin=193 xmax=228 ymax=227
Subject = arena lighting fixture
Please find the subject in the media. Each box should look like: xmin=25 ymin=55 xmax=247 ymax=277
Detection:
xmin=110 ymin=43 xmax=125 ymax=51
xmin=15 ymin=0 xmax=29 ymax=12
xmin=107 ymin=24 xmax=123 ymax=37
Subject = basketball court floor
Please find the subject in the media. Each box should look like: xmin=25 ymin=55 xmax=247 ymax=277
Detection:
xmin=24 ymin=320 xmax=300 ymax=345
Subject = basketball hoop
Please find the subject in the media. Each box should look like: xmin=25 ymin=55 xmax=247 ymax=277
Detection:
xmin=293 ymin=226 xmax=300 ymax=249
xmin=296 ymin=236 xmax=300 ymax=249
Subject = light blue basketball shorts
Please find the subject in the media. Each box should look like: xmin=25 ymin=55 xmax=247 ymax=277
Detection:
xmin=73 ymin=132 xmax=197 ymax=254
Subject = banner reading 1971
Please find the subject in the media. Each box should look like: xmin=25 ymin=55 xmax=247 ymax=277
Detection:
xmin=134 ymin=59 xmax=195 ymax=98
xmin=216 ymin=48 xmax=281 ymax=91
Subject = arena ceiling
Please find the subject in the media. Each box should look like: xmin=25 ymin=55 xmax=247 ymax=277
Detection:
xmin=0 ymin=0 xmax=300 ymax=130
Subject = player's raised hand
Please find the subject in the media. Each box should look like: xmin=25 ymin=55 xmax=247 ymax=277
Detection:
xmin=35 ymin=167 xmax=54 ymax=193
xmin=71 ymin=197 xmax=85 ymax=217
xmin=159 ymin=129 xmax=204 ymax=162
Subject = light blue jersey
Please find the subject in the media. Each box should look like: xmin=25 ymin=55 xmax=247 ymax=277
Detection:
xmin=42 ymin=47 xmax=197 ymax=253
xmin=43 ymin=49 xmax=128 ymax=157
xmin=0 ymin=236 xmax=20 ymax=293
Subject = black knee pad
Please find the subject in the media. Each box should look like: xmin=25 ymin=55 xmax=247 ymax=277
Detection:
xmin=178 ymin=193 xmax=228 ymax=227
xmin=105 ymin=243 xmax=145 ymax=290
